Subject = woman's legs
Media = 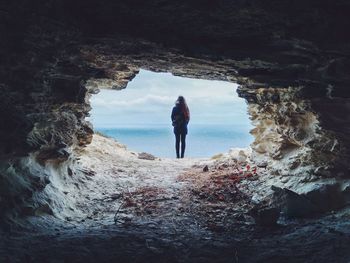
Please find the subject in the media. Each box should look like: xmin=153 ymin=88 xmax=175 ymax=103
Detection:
xmin=175 ymin=132 xmax=187 ymax=159
xmin=180 ymin=133 xmax=186 ymax=158
xmin=175 ymin=133 xmax=180 ymax=158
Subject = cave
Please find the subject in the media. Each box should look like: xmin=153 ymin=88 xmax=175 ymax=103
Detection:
xmin=1 ymin=0 xmax=350 ymax=262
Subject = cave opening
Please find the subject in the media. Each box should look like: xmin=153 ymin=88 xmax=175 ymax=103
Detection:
xmin=88 ymin=69 xmax=254 ymax=158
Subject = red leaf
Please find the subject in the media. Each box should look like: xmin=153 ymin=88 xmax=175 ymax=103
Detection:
xmin=217 ymin=194 xmax=225 ymax=201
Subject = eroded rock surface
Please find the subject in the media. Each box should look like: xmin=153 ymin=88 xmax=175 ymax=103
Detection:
xmin=0 ymin=0 xmax=349 ymax=244
xmin=1 ymin=135 xmax=350 ymax=263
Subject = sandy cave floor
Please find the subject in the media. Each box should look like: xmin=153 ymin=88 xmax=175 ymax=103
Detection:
xmin=2 ymin=134 xmax=350 ymax=263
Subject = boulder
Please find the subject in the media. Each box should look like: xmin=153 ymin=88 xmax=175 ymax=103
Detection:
xmin=272 ymin=186 xmax=319 ymax=218
xmin=304 ymin=183 xmax=345 ymax=212
xmin=271 ymin=183 xmax=349 ymax=218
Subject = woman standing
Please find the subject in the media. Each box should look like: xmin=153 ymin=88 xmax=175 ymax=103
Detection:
xmin=171 ymin=96 xmax=190 ymax=158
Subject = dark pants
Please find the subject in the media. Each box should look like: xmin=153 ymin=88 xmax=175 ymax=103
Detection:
xmin=175 ymin=133 xmax=186 ymax=158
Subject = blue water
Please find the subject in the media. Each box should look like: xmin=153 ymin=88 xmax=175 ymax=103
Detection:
xmin=95 ymin=124 xmax=253 ymax=158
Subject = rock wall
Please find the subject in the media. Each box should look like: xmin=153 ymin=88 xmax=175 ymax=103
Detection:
xmin=238 ymin=86 xmax=350 ymax=179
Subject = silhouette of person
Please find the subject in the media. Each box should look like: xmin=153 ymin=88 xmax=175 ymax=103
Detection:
xmin=171 ymin=96 xmax=190 ymax=158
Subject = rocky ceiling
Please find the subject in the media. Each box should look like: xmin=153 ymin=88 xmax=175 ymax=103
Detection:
xmin=0 ymin=0 xmax=350 ymax=218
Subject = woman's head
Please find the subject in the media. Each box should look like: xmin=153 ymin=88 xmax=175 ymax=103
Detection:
xmin=176 ymin=96 xmax=190 ymax=120
xmin=176 ymin=96 xmax=186 ymax=105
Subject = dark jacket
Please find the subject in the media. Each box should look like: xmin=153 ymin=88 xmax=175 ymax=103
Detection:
xmin=171 ymin=105 xmax=189 ymax=134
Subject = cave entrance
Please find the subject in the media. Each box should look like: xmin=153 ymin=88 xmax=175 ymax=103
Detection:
xmin=88 ymin=69 xmax=253 ymax=158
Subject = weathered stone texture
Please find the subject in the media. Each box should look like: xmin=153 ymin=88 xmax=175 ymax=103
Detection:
xmin=0 ymin=0 xmax=350 ymax=217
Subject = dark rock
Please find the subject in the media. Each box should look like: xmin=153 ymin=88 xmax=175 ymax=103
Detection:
xmin=256 ymin=162 xmax=268 ymax=168
xmin=271 ymin=183 xmax=349 ymax=218
xmin=35 ymin=148 xmax=70 ymax=165
xmin=282 ymin=189 xmax=319 ymax=218
xmin=341 ymin=185 xmax=350 ymax=205
xmin=203 ymin=165 xmax=209 ymax=172
xmin=272 ymin=186 xmax=319 ymax=218
xmin=305 ymin=183 xmax=345 ymax=212
xmin=43 ymin=176 xmax=51 ymax=185
xmin=254 ymin=207 xmax=280 ymax=226
xmin=110 ymin=193 xmax=122 ymax=200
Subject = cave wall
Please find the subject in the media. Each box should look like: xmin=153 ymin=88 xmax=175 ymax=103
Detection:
xmin=2 ymin=0 xmax=349 ymax=159
xmin=0 ymin=0 xmax=350 ymax=218
xmin=238 ymin=86 xmax=350 ymax=178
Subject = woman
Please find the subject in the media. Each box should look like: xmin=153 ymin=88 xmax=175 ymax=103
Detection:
xmin=171 ymin=96 xmax=190 ymax=158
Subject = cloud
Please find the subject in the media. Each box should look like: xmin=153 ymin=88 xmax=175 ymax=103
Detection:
xmin=89 ymin=69 xmax=252 ymax=128
xmin=91 ymin=94 xmax=174 ymax=109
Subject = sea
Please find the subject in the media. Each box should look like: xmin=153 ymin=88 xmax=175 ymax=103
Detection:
xmin=95 ymin=124 xmax=253 ymax=158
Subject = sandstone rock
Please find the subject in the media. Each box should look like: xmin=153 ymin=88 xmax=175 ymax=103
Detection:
xmin=237 ymin=150 xmax=247 ymax=163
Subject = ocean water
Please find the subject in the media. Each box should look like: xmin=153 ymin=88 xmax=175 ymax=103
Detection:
xmin=95 ymin=124 xmax=253 ymax=158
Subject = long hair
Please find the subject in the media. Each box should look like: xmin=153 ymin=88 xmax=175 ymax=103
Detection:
xmin=176 ymin=96 xmax=190 ymax=121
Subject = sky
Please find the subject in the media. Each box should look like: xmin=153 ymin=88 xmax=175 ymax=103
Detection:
xmin=88 ymin=69 xmax=252 ymax=129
